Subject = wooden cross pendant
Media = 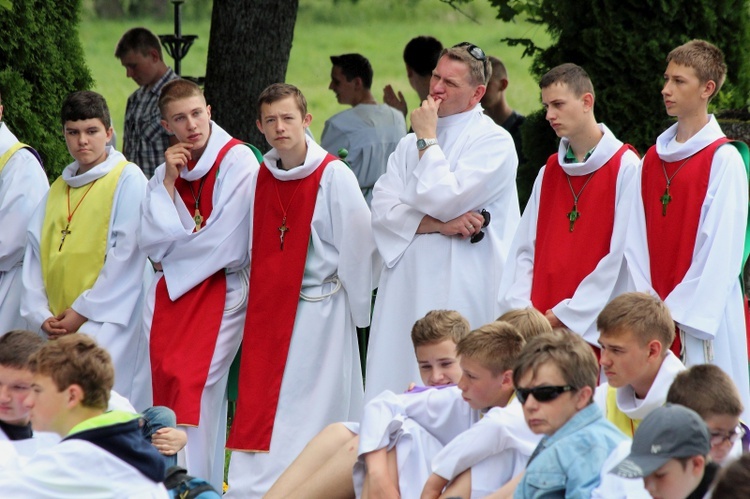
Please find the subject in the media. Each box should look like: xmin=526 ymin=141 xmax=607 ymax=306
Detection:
xmin=59 ymin=223 xmax=71 ymax=251
xmin=193 ymin=208 xmax=204 ymax=231
xmin=660 ymin=187 xmax=672 ymax=216
xmin=567 ymin=205 xmax=580 ymax=232
xmin=279 ymin=217 xmax=289 ymax=250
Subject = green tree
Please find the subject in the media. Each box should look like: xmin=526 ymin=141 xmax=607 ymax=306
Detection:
xmin=0 ymin=0 xmax=93 ymax=177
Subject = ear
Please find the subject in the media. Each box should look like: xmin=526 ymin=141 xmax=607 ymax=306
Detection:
xmin=471 ymin=84 xmax=487 ymax=106
xmin=575 ymin=385 xmax=594 ymax=410
xmin=582 ymin=92 xmax=595 ymax=112
xmin=206 ymin=104 xmax=211 ymax=121
xmin=0 ymin=104 xmax=4 ymax=122
xmin=303 ymin=113 xmax=312 ymax=128
xmin=161 ymin=119 xmax=172 ymax=134
xmin=647 ymin=339 xmax=663 ymax=360
xmin=256 ymin=119 xmax=264 ymax=134
xmin=499 ymin=78 xmax=509 ymax=92
xmin=105 ymin=126 xmax=114 ymax=144
xmin=67 ymin=384 xmax=85 ymax=408
xmin=701 ymin=80 xmax=716 ymax=101
xmin=148 ymin=47 xmax=160 ymax=63
xmin=353 ymin=76 xmax=364 ymax=90
xmin=690 ymin=455 xmax=706 ymax=476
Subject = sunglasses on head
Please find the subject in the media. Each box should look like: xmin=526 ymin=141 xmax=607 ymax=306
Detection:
xmin=515 ymin=385 xmax=575 ymax=405
xmin=452 ymin=42 xmax=488 ymax=83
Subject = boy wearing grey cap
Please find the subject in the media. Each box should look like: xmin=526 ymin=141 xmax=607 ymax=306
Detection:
xmin=610 ymin=403 xmax=719 ymax=499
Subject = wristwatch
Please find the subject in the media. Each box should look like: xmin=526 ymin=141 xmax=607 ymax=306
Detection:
xmin=416 ymin=138 xmax=438 ymax=151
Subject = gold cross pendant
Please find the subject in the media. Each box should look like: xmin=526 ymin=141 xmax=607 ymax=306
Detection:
xmin=194 ymin=208 xmax=204 ymax=231
xmin=279 ymin=218 xmax=289 ymax=250
xmin=59 ymin=223 xmax=71 ymax=251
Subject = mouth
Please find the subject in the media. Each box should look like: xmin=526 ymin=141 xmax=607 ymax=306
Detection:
xmin=187 ymin=133 xmax=202 ymax=142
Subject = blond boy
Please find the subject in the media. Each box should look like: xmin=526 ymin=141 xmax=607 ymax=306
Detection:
xmin=138 ymin=79 xmax=259 ymax=489
xmin=625 ymin=39 xmax=750 ymax=420
xmin=359 ymin=321 xmax=537 ymax=498
xmin=266 ymin=309 xmax=468 ymax=499
xmin=498 ymin=63 xmax=639 ymax=346
xmin=0 ymin=334 xmax=167 ymax=497
xmin=596 ymin=292 xmax=686 ymax=436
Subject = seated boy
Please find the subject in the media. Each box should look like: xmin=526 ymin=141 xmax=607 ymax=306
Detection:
xmin=266 ymin=309 xmax=468 ymax=498
xmin=224 ymin=82 xmax=378 ymax=497
xmin=499 ymin=330 xmax=625 ymax=498
xmin=138 ymin=79 xmax=259 ymax=489
xmin=667 ymin=364 xmax=748 ymax=465
xmin=21 ymin=91 xmax=151 ymax=411
xmin=595 ymin=292 xmax=686 ymax=436
xmin=711 ymin=453 xmax=750 ymax=497
xmin=0 ymin=330 xmax=59 ymax=457
xmin=358 ymin=321 xmax=538 ymax=498
xmin=610 ymin=404 xmax=718 ymax=499
xmin=0 ymin=334 xmax=168 ymax=498
xmin=498 ymin=63 xmax=639 ymax=347
xmin=420 ymin=307 xmax=551 ymax=499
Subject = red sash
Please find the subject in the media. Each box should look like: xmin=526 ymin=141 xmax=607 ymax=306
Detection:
xmin=642 ymin=138 xmax=728 ymax=356
xmin=531 ymin=144 xmax=632 ymax=316
xmin=150 ymin=138 xmax=242 ymax=425
xmin=226 ymin=154 xmax=336 ymax=451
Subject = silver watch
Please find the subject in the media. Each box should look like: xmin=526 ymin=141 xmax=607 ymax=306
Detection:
xmin=416 ymin=138 xmax=438 ymax=151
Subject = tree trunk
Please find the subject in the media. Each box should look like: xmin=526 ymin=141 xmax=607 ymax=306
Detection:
xmin=204 ymin=0 xmax=299 ymax=151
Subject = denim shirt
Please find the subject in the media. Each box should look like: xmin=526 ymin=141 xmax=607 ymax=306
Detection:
xmin=515 ymin=403 xmax=626 ymax=498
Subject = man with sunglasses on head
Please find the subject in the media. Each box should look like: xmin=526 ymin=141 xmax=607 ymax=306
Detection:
xmin=366 ymin=42 xmax=520 ymax=402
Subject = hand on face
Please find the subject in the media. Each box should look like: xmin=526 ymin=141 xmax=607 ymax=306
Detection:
xmin=163 ymin=142 xmax=194 ymax=184
xmin=410 ymin=95 xmax=442 ymax=139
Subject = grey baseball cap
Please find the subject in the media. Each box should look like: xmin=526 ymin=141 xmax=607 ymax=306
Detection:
xmin=609 ymin=404 xmax=710 ymax=478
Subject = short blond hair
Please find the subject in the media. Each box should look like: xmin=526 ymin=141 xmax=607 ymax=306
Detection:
xmin=513 ymin=331 xmax=598 ymax=402
xmin=411 ymin=310 xmax=470 ymax=348
xmin=28 ymin=334 xmax=113 ymax=410
xmin=667 ymin=40 xmax=727 ymax=101
xmin=158 ymin=79 xmax=205 ymax=117
xmin=457 ymin=321 xmax=525 ymax=376
xmin=597 ymin=292 xmax=674 ymax=349
xmin=440 ymin=45 xmax=490 ymax=86
xmin=497 ymin=308 xmax=553 ymax=341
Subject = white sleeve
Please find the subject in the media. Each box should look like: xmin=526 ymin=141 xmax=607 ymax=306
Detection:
xmin=20 ymin=194 xmax=54 ymax=331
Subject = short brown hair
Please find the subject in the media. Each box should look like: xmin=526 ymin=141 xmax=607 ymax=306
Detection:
xmin=411 ymin=310 xmax=470 ymax=348
xmin=457 ymin=321 xmax=525 ymax=376
xmin=0 ymin=330 xmax=44 ymax=370
xmin=487 ymin=55 xmax=508 ymax=82
xmin=158 ymin=79 xmax=204 ymax=117
xmin=539 ymin=63 xmax=595 ymax=99
xmin=115 ymin=27 xmax=163 ymax=60
xmin=597 ymin=292 xmax=674 ymax=349
xmin=667 ymin=40 xmax=726 ymax=101
xmin=28 ymin=334 xmax=113 ymax=410
xmin=513 ymin=331 xmax=598 ymax=402
xmin=712 ymin=453 xmax=750 ymax=498
xmin=667 ymin=364 xmax=743 ymax=419
xmin=440 ymin=44 xmax=491 ymax=86
xmin=257 ymin=83 xmax=308 ymax=119
xmin=61 ymin=91 xmax=112 ymax=129
xmin=497 ymin=308 xmax=553 ymax=341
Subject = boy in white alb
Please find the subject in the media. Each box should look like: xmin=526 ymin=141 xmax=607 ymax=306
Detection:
xmin=21 ymin=91 xmax=151 ymax=411
xmin=498 ymin=63 xmax=638 ymax=345
xmin=224 ymin=83 xmax=377 ymax=497
xmin=0 ymin=92 xmax=49 ymax=335
xmin=138 ymin=79 xmax=259 ymax=490
xmin=625 ymin=39 xmax=750 ymax=421
xmin=358 ymin=322 xmax=538 ymax=498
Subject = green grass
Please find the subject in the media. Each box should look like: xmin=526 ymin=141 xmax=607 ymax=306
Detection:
xmin=80 ymin=0 xmax=549 ymax=141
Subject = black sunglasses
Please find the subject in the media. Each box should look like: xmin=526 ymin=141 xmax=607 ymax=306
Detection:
xmin=515 ymin=385 xmax=575 ymax=405
xmin=470 ymin=209 xmax=491 ymax=244
xmin=453 ymin=42 xmax=488 ymax=82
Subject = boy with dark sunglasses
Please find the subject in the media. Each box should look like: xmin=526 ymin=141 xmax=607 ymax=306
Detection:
xmin=490 ymin=330 xmax=625 ymax=498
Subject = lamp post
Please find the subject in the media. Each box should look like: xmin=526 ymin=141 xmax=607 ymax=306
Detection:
xmin=158 ymin=0 xmax=199 ymax=80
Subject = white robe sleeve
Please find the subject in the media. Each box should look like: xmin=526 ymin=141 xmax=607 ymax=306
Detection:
xmin=624 ymin=156 xmax=657 ymax=296
xmin=370 ymin=140 xmax=429 ymax=267
xmin=497 ymin=165 xmax=545 ymax=312
xmin=551 ymin=152 xmax=640 ymax=333
xmin=399 ymin=129 xmax=518 ymax=222
xmin=666 ymin=146 xmax=748 ymax=339
xmin=327 ymin=164 xmax=379 ymax=326
xmin=21 ymin=193 xmax=54 ymax=331
xmin=0 ymin=151 xmax=48 ymax=272
xmin=70 ymin=166 xmax=148 ymax=325
xmin=137 ymin=146 xmax=257 ymax=300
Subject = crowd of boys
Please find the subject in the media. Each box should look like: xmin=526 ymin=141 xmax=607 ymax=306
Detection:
xmin=0 ymin=22 xmax=747 ymax=498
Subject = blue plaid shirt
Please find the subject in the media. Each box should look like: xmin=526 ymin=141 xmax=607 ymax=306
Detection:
xmin=123 ymin=68 xmax=179 ymax=178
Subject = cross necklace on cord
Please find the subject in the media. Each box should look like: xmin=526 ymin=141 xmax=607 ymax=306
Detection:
xmin=660 ymin=156 xmax=693 ymax=216
xmin=565 ymin=171 xmax=597 ymax=232
xmin=188 ymin=174 xmax=209 ymax=232
xmin=273 ymin=178 xmax=305 ymax=250
xmin=59 ymin=180 xmax=98 ymax=251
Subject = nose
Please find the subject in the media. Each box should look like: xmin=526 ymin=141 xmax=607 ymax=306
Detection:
xmin=329 ymin=80 xmax=335 ymax=91
xmin=599 ymin=350 xmax=611 ymax=368
xmin=662 ymin=80 xmax=671 ymax=96
xmin=545 ymin=107 xmax=555 ymax=122
xmin=643 ymin=476 xmax=655 ymax=493
xmin=457 ymin=374 xmax=468 ymax=392
xmin=23 ymin=391 xmax=35 ymax=410
xmin=0 ymin=386 xmax=9 ymax=403
xmin=429 ymin=368 xmax=446 ymax=386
